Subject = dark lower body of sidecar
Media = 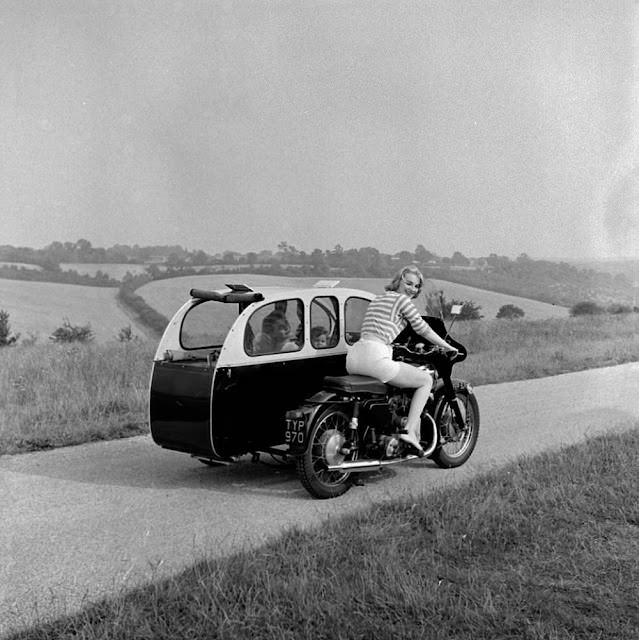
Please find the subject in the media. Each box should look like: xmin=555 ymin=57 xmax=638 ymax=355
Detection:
xmin=149 ymin=355 xmax=347 ymax=461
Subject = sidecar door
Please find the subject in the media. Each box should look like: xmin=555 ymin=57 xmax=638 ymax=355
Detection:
xmin=211 ymin=294 xmax=346 ymax=457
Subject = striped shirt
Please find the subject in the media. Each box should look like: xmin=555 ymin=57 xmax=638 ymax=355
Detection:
xmin=360 ymin=291 xmax=429 ymax=344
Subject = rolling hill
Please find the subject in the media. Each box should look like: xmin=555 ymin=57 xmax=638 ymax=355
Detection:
xmin=0 ymin=279 xmax=151 ymax=343
xmin=137 ymin=274 xmax=570 ymax=321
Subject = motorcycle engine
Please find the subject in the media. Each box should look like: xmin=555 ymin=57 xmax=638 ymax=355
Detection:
xmin=379 ymin=435 xmax=400 ymax=458
xmin=388 ymin=391 xmax=411 ymax=429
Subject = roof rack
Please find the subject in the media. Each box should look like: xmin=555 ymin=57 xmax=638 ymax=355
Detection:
xmin=190 ymin=288 xmax=263 ymax=304
xmin=313 ymin=280 xmax=340 ymax=288
xmin=224 ymin=283 xmax=254 ymax=292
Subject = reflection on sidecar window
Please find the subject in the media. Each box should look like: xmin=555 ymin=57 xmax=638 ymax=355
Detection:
xmin=310 ymin=296 xmax=339 ymax=349
xmin=181 ymin=300 xmax=236 ymax=349
xmin=345 ymin=296 xmax=370 ymax=345
xmin=246 ymin=300 xmax=304 ymax=356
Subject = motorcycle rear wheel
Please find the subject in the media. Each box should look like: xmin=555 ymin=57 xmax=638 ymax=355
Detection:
xmin=429 ymin=385 xmax=479 ymax=468
xmin=297 ymin=406 xmax=353 ymax=499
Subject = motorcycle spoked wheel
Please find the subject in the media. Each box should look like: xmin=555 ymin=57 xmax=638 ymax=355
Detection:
xmin=429 ymin=384 xmax=480 ymax=468
xmin=297 ymin=406 xmax=353 ymax=499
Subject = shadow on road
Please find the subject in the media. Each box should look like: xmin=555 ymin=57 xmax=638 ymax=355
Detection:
xmin=0 ymin=435 xmax=414 ymax=497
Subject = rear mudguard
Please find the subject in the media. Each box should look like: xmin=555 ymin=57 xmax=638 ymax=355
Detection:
xmin=285 ymin=390 xmax=344 ymax=455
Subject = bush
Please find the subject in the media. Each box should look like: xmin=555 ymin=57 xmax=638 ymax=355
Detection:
xmin=0 ymin=309 xmax=20 ymax=346
xmin=49 ymin=318 xmax=95 ymax=343
xmin=606 ymin=303 xmax=632 ymax=315
xmin=424 ymin=291 xmax=483 ymax=320
xmin=570 ymin=301 xmax=605 ymax=316
xmin=496 ymin=304 xmax=525 ymax=320
xmin=447 ymin=298 xmax=483 ymax=321
xmin=116 ymin=325 xmax=138 ymax=342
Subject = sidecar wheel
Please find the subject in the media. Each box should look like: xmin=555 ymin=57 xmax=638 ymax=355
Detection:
xmin=430 ymin=385 xmax=479 ymax=468
xmin=297 ymin=407 xmax=352 ymax=499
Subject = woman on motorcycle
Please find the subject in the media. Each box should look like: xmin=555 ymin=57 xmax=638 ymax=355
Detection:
xmin=346 ymin=265 xmax=458 ymax=455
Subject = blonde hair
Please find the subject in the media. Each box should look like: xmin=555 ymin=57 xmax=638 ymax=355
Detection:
xmin=385 ymin=265 xmax=424 ymax=298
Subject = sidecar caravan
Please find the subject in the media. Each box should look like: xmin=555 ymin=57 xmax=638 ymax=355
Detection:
xmin=149 ymin=282 xmax=374 ymax=463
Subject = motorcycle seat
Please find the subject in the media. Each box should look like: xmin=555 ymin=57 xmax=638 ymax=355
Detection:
xmin=323 ymin=374 xmax=387 ymax=395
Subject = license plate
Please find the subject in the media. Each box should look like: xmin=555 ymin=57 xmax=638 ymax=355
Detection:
xmin=284 ymin=414 xmax=306 ymax=446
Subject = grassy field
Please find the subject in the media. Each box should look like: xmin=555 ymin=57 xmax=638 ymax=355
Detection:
xmin=8 ymin=428 xmax=638 ymax=640
xmin=137 ymin=274 xmax=570 ymax=321
xmin=0 ymin=341 xmax=153 ymax=455
xmin=453 ymin=313 xmax=639 ymax=384
xmin=0 ymin=279 xmax=150 ymax=343
xmin=0 ymin=261 xmax=42 ymax=271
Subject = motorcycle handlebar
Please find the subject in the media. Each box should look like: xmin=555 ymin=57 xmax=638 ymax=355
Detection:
xmin=392 ymin=343 xmax=465 ymax=366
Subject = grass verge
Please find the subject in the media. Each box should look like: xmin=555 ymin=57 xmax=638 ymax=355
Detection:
xmin=0 ymin=341 xmax=154 ymax=455
xmin=8 ymin=428 xmax=639 ymax=640
xmin=452 ymin=314 xmax=639 ymax=385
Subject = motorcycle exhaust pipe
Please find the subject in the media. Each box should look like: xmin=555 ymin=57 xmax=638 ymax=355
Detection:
xmin=326 ymin=457 xmax=419 ymax=473
xmin=326 ymin=438 xmax=438 ymax=473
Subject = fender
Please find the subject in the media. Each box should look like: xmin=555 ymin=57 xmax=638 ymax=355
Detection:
xmin=431 ymin=377 xmax=474 ymax=432
xmin=284 ymin=389 xmax=343 ymax=454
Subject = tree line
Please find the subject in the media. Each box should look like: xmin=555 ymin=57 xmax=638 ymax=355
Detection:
xmin=1 ymin=239 xmax=636 ymax=308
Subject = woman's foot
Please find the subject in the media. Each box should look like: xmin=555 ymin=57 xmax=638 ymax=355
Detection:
xmin=398 ymin=432 xmax=425 ymax=457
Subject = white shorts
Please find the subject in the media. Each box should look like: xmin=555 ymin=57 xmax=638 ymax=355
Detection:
xmin=346 ymin=339 xmax=400 ymax=383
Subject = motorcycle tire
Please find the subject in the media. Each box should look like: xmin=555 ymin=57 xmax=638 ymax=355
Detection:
xmin=297 ymin=406 xmax=353 ymax=499
xmin=429 ymin=382 xmax=480 ymax=469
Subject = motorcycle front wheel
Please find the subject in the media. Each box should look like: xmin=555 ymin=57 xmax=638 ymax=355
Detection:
xmin=429 ymin=384 xmax=480 ymax=468
xmin=297 ymin=406 xmax=353 ymax=499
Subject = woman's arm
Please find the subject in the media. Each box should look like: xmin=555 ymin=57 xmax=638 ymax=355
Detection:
xmin=399 ymin=295 xmax=457 ymax=352
xmin=418 ymin=324 xmax=457 ymax=351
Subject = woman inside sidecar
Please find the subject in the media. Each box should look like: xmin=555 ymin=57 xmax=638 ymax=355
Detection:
xmin=149 ymin=283 xmax=374 ymax=464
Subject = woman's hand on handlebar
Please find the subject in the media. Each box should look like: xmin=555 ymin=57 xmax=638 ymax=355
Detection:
xmin=432 ymin=344 xmax=459 ymax=358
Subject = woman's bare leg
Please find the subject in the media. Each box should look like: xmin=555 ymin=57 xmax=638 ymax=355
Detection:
xmin=387 ymin=363 xmax=433 ymax=452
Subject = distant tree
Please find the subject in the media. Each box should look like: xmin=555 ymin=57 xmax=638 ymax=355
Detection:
xmin=570 ymin=301 xmax=605 ymax=316
xmin=222 ymin=251 xmax=237 ymax=264
xmin=395 ymin=250 xmax=414 ymax=264
xmin=309 ymin=248 xmax=327 ymax=273
xmin=450 ymin=251 xmax=470 ymax=267
xmin=496 ymin=304 xmax=525 ymax=320
xmin=49 ymin=319 xmax=94 ymax=343
xmin=0 ymin=310 xmax=20 ymax=346
xmin=414 ymin=244 xmax=436 ymax=263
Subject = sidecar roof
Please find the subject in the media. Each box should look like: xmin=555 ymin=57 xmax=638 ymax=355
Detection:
xmin=153 ymin=281 xmax=376 ymax=365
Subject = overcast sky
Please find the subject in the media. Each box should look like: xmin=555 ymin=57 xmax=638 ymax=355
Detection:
xmin=3 ymin=0 xmax=639 ymax=259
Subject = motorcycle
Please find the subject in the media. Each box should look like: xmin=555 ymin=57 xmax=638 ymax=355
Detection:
xmin=285 ymin=312 xmax=479 ymax=499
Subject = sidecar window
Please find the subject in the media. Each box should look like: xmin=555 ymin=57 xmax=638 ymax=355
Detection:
xmin=345 ymin=296 xmax=370 ymax=345
xmin=310 ymin=296 xmax=339 ymax=349
xmin=245 ymin=299 xmax=304 ymax=356
xmin=180 ymin=300 xmax=237 ymax=349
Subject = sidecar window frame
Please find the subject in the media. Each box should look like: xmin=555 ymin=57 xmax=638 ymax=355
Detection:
xmin=310 ymin=295 xmax=339 ymax=350
xmin=179 ymin=298 xmax=239 ymax=350
xmin=344 ymin=296 xmax=371 ymax=345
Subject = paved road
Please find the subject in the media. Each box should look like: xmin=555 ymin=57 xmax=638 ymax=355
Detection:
xmin=1 ymin=363 xmax=638 ymax=637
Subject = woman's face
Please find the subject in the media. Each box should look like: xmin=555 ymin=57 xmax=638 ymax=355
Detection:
xmin=398 ymin=271 xmax=421 ymax=298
